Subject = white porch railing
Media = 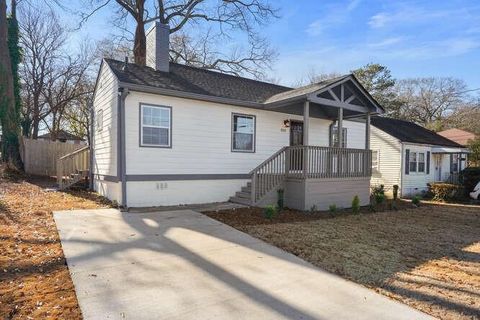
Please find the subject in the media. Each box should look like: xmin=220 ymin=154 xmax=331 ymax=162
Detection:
xmin=57 ymin=146 xmax=90 ymax=190
xmin=250 ymin=145 xmax=372 ymax=204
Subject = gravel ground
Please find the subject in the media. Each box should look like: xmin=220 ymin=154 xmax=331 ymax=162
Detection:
xmin=0 ymin=168 xmax=112 ymax=320
xmin=206 ymin=204 xmax=480 ymax=320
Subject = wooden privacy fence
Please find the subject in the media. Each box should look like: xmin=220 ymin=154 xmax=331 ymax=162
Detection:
xmin=21 ymin=138 xmax=86 ymax=176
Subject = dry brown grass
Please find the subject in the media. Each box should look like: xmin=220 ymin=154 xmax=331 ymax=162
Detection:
xmin=0 ymin=168 xmax=112 ymax=320
xmin=206 ymin=205 xmax=480 ymax=320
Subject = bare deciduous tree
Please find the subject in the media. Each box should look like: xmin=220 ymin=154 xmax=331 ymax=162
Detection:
xmin=75 ymin=0 xmax=279 ymax=78
xmin=393 ymin=77 xmax=468 ymax=129
xmin=20 ymin=5 xmax=95 ymax=140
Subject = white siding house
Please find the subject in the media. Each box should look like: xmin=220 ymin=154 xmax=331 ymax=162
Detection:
xmin=91 ymin=22 xmax=385 ymax=209
xmin=370 ymin=117 xmax=469 ymax=197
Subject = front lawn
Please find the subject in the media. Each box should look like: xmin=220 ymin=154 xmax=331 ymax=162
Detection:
xmin=205 ymin=204 xmax=480 ymax=320
xmin=0 ymin=168 xmax=112 ymax=319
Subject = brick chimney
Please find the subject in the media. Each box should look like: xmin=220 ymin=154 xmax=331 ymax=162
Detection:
xmin=146 ymin=22 xmax=169 ymax=72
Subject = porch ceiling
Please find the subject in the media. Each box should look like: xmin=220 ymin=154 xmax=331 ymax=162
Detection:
xmin=267 ymin=101 xmax=364 ymax=120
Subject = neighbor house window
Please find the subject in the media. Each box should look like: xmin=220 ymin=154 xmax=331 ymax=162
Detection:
xmin=96 ymin=109 xmax=103 ymax=132
xmin=372 ymin=150 xmax=379 ymax=172
xmin=232 ymin=113 xmax=255 ymax=152
xmin=409 ymin=152 xmax=417 ymax=172
xmin=332 ymin=127 xmax=347 ymax=148
xmin=140 ymin=104 xmax=171 ymax=147
xmin=418 ymin=153 xmax=426 ymax=172
xmin=408 ymin=151 xmax=426 ymax=173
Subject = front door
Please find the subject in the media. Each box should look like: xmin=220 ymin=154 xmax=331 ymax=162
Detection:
xmin=290 ymin=121 xmax=303 ymax=146
xmin=289 ymin=121 xmax=303 ymax=171
xmin=434 ymin=154 xmax=442 ymax=181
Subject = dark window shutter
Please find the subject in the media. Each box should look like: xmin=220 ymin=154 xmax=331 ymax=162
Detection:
xmin=450 ymin=154 xmax=453 ymax=173
xmin=405 ymin=149 xmax=410 ymax=175
xmin=426 ymin=151 xmax=430 ymax=174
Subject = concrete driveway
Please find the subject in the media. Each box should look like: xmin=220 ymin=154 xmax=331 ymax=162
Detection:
xmin=54 ymin=209 xmax=432 ymax=320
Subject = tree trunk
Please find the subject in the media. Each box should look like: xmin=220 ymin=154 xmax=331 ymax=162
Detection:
xmin=133 ymin=0 xmax=146 ymax=66
xmin=0 ymin=0 xmax=23 ymax=170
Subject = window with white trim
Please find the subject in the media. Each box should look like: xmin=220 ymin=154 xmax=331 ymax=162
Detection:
xmin=332 ymin=127 xmax=347 ymax=148
xmin=140 ymin=104 xmax=171 ymax=147
xmin=372 ymin=150 xmax=379 ymax=172
xmin=409 ymin=152 xmax=417 ymax=172
xmin=96 ymin=109 xmax=103 ymax=132
xmin=418 ymin=152 xmax=426 ymax=172
xmin=409 ymin=151 xmax=426 ymax=173
xmin=232 ymin=113 xmax=255 ymax=152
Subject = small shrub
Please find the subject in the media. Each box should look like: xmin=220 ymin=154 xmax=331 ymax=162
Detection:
xmin=368 ymin=203 xmax=376 ymax=212
xmin=328 ymin=204 xmax=337 ymax=214
xmin=310 ymin=205 xmax=317 ymax=213
xmin=460 ymin=167 xmax=480 ymax=196
xmin=375 ymin=193 xmax=385 ymax=205
xmin=429 ymin=183 xmax=462 ymax=201
xmin=412 ymin=195 xmax=421 ymax=206
xmin=277 ymin=189 xmax=284 ymax=209
xmin=371 ymin=184 xmax=385 ymax=194
xmin=263 ymin=205 xmax=278 ymax=219
xmin=352 ymin=195 xmax=360 ymax=214
xmin=392 ymin=185 xmax=399 ymax=201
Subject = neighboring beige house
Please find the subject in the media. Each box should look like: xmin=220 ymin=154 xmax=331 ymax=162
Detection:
xmin=370 ymin=117 xmax=469 ymax=197
xmin=91 ymin=22 xmax=385 ymax=210
xmin=438 ymin=128 xmax=476 ymax=147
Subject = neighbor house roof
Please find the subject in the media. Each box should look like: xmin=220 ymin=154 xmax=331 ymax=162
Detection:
xmin=38 ymin=130 xmax=84 ymax=141
xmin=371 ymin=117 xmax=463 ymax=148
xmin=105 ymin=58 xmax=292 ymax=104
xmin=438 ymin=128 xmax=476 ymax=147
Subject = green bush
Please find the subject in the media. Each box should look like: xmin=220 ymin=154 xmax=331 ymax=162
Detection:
xmin=412 ymin=195 xmax=421 ymax=206
xmin=328 ymin=204 xmax=337 ymax=214
xmin=371 ymin=184 xmax=385 ymax=197
xmin=460 ymin=167 xmax=480 ymax=196
xmin=392 ymin=185 xmax=399 ymax=201
xmin=263 ymin=205 xmax=278 ymax=219
xmin=429 ymin=183 xmax=462 ymax=201
xmin=375 ymin=193 xmax=385 ymax=205
xmin=352 ymin=195 xmax=360 ymax=214
xmin=277 ymin=189 xmax=284 ymax=209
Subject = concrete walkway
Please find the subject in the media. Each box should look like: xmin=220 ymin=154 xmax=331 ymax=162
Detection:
xmin=54 ymin=209 xmax=433 ymax=320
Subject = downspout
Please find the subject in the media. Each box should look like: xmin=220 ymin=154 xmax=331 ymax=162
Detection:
xmin=118 ymin=87 xmax=130 ymax=209
xmin=89 ymin=102 xmax=94 ymax=190
xmin=400 ymin=143 xmax=404 ymax=197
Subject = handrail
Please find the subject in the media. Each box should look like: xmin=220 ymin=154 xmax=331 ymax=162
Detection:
xmin=59 ymin=145 xmax=90 ymax=161
xmin=249 ymin=145 xmax=372 ymax=205
xmin=249 ymin=146 xmax=288 ymax=175
xmin=57 ymin=146 xmax=90 ymax=190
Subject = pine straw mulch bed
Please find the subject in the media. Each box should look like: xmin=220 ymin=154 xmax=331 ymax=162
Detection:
xmin=0 ymin=168 xmax=113 ymax=320
xmin=205 ymin=203 xmax=480 ymax=320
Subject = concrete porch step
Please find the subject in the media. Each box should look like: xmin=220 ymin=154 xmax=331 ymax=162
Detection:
xmin=229 ymin=196 xmax=251 ymax=206
xmin=241 ymin=186 xmax=251 ymax=193
xmin=235 ymin=191 xmax=251 ymax=199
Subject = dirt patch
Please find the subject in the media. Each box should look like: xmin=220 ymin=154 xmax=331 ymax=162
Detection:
xmin=0 ymin=168 xmax=112 ymax=319
xmin=205 ymin=204 xmax=480 ymax=320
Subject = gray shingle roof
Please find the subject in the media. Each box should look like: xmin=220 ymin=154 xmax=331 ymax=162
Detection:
xmin=371 ymin=117 xmax=463 ymax=148
xmin=38 ymin=130 xmax=84 ymax=141
xmin=105 ymin=59 xmax=292 ymax=104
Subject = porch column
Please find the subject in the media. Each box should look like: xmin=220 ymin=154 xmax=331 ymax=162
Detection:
xmin=365 ymin=112 xmax=371 ymax=150
xmin=337 ymin=107 xmax=343 ymax=147
xmin=303 ymin=100 xmax=310 ymax=145
xmin=303 ymin=100 xmax=310 ymax=178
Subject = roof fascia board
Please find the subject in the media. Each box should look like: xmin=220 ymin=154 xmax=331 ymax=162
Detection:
xmin=401 ymin=141 xmax=466 ymax=150
xmin=307 ymin=94 xmax=370 ymax=113
xmin=119 ymin=82 xmax=265 ymax=109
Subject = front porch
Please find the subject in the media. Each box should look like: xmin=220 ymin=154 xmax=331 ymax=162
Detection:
xmin=231 ymin=75 xmax=383 ymax=210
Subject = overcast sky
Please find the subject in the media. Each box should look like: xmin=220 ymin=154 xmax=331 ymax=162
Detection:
xmin=57 ymin=0 xmax=480 ymax=91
